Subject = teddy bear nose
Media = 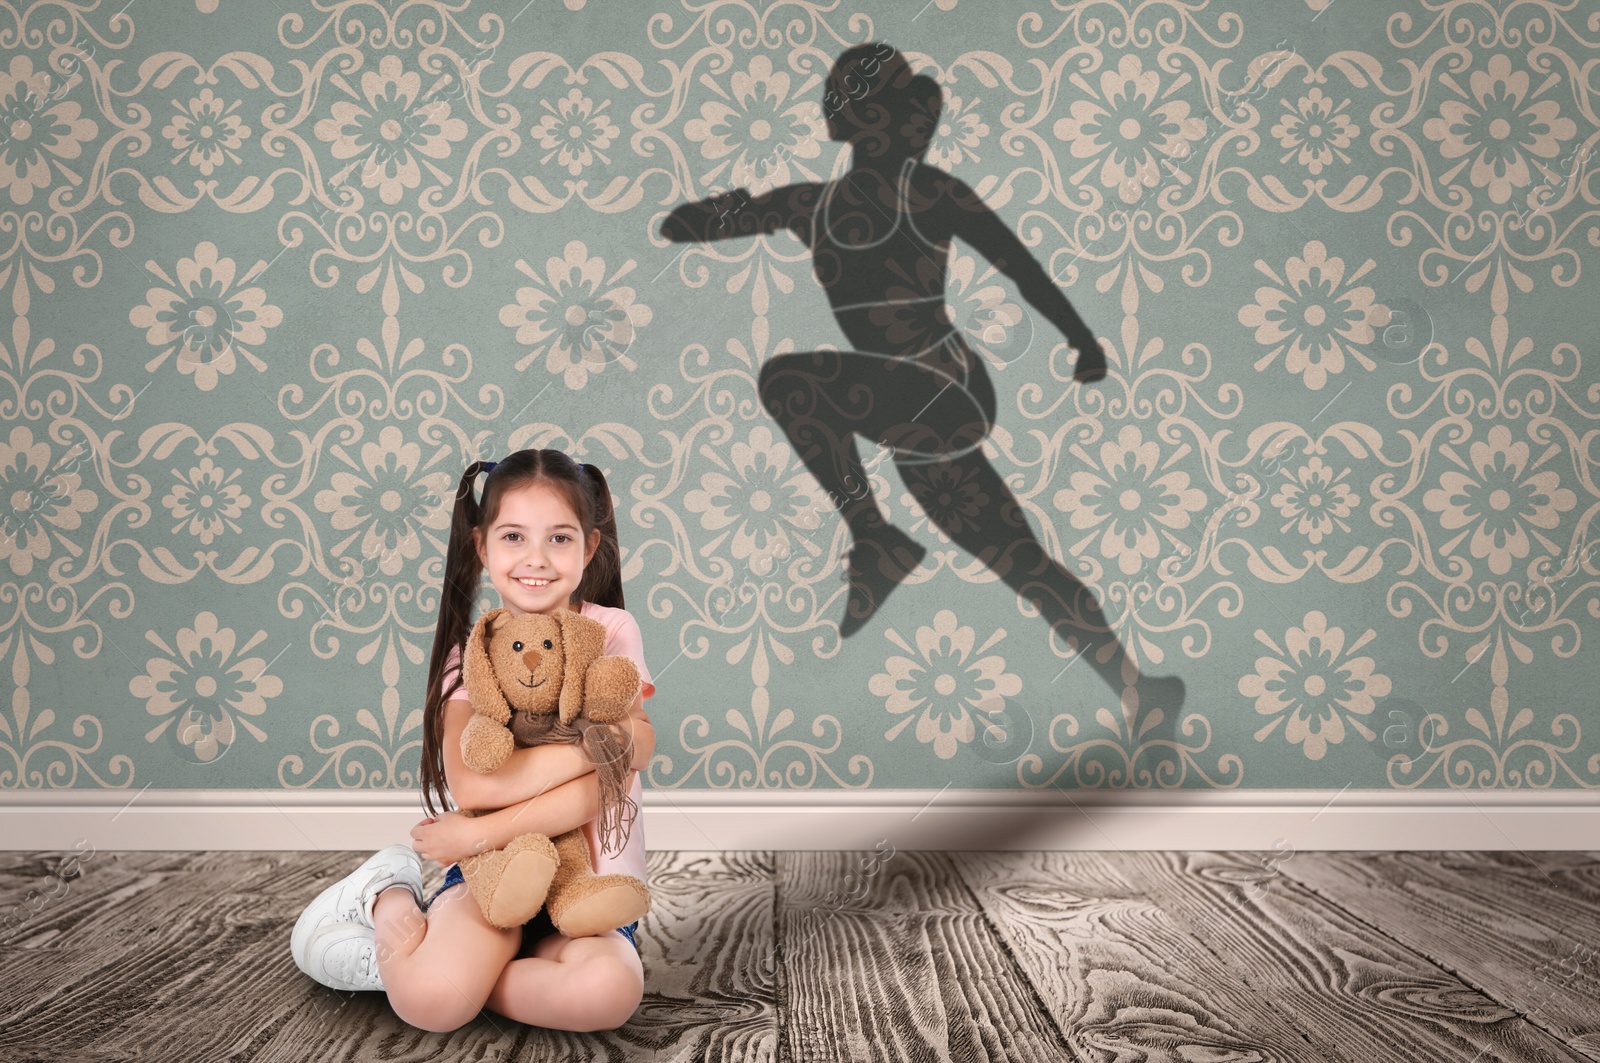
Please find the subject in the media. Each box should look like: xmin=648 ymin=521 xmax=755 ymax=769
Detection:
xmin=522 ymin=648 xmax=543 ymax=672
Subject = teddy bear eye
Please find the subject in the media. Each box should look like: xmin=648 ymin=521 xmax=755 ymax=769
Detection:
xmin=543 ymin=639 xmax=553 ymax=650
xmin=511 ymin=641 xmax=523 ymax=651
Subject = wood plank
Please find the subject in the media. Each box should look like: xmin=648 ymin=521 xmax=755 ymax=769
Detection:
xmin=0 ymin=850 xmax=179 ymax=951
xmin=248 ymin=988 xmax=525 ymax=1063
xmin=8 ymin=846 xmax=1600 ymax=1060
xmin=778 ymin=851 xmax=1074 ymax=1062
xmin=955 ymin=850 xmax=1360 ymax=1062
xmin=779 ymin=849 xmax=983 ymax=916
xmin=1476 ymin=850 xmax=1600 ymax=910
xmin=0 ymin=1043 xmax=136 ymax=1063
xmin=1279 ymin=851 xmax=1600 ymax=1060
xmin=623 ymin=850 xmax=778 ymax=1062
xmin=2 ymin=852 xmax=303 ymax=1061
xmin=251 ymin=849 xmax=779 ymax=1062
xmin=1130 ymin=851 xmax=1593 ymax=1063
xmin=1 ymin=852 xmax=526 ymax=1062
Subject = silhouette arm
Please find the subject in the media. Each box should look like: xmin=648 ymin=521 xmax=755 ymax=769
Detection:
xmin=952 ymin=186 xmax=1103 ymax=367
xmin=660 ymin=184 xmax=797 ymax=243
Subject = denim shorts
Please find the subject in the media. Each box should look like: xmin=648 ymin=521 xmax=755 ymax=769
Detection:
xmin=428 ymin=862 xmax=639 ymax=951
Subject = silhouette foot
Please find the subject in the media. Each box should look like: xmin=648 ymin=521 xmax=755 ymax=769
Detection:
xmin=839 ymin=525 xmax=926 ymax=637
xmin=1071 ymin=338 xmax=1107 ymax=383
xmin=1134 ymin=674 xmax=1186 ymax=748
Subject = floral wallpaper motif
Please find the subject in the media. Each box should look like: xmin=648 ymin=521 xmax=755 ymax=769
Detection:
xmin=870 ymin=609 xmax=1022 ymax=761
xmin=1 ymin=0 xmax=1595 ymax=795
xmin=1239 ymin=610 xmax=1390 ymax=762
xmin=131 ymin=241 xmax=284 ymax=392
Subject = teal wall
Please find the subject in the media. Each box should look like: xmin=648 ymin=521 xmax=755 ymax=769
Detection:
xmin=3 ymin=0 xmax=1596 ymax=793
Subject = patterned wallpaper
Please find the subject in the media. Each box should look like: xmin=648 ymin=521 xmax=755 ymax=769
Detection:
xmin=2 ymin=0 xmax=1595 ymax=796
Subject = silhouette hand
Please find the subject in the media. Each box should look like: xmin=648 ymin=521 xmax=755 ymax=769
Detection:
xmin=1070 ymin=332 xmax=1107 ymax=383
xmin=660 ymin=205 xmax=705 ymax=243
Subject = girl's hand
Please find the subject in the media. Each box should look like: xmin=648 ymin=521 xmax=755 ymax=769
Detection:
xmin=410 ymin=811 xmax=495 ymax=867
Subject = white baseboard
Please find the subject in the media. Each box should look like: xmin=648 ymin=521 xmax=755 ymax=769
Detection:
xmin=2 ymin=788 xmax=1597 ymax=851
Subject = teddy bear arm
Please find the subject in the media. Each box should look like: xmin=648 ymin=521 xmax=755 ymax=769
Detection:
xmin=461 ymin=713 xmax=516 ymax=774
xmin=581 ymin=657 xmax=642 ymax=722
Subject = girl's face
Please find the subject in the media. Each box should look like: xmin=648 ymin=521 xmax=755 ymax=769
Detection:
xmin=475 ymin=481 xmax=599 ymax=617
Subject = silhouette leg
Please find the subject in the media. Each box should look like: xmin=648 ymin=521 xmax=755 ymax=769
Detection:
xmin=903 ymin=449 xmax=1186 ymax=732
xmin=760 ymin=351 xmax=882 ymax=536
xmin=760 ymin=350 xmax=928 ymax=634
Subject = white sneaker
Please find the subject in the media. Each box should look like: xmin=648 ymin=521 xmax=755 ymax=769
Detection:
xmin=303 ymin=922 xmax=385 ymax=992
xmin=291 ymin=845 xmax=423 ymax=980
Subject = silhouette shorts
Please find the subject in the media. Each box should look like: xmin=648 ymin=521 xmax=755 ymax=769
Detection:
xmin=428 ymin=862 xmax=640 ymax=952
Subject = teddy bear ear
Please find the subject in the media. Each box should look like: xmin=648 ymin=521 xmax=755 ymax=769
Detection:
xmin=556 ymin=608 xmax=605 ymax=724
xmin=466 ymin=609 xmax=512 ymax=725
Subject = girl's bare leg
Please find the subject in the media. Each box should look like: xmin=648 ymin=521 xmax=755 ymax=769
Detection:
xmin=485 ymin=928 xmax=644 ymax=1032
xmin=373 ymin=883 xmax=521 ymax=1033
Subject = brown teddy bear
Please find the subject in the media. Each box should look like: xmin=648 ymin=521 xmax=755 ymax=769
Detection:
xmin=456 ymin=605 xmax=651 ymax=935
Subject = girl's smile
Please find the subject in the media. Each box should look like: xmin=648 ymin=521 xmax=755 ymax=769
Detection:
xmin=475 ymin=483 xmax=599 ymax=617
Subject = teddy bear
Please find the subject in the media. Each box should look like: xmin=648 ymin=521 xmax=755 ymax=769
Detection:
xmin=455 ymin=604 xmax=651 ymax=935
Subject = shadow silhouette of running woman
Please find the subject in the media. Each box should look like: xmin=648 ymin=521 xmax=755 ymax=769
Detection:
xmin=661 ymin=44 xmax=1185 ymax=737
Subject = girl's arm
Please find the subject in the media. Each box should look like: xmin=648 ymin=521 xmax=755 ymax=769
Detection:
xmin=618 ymin=691 xmax=656 ymax=775
xmin=412 ymin=773 xmax=604 ymax=864
xmin=443 ymin=696 xmax=656 ymax=813
xmin=418 ymin=697 xmax=653 ymax=864
xmin=444 ymin=698 xmax=594 ymax=812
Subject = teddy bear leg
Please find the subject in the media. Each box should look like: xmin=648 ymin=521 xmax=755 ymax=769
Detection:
xmin=459 ymin=833 xmax=559 ymax=929
xmin=544 ymin=829 xmax=652 ymax=939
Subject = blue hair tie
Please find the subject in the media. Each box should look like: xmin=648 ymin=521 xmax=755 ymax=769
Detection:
xmin=482 ymin=460 xmax=497 ymax=473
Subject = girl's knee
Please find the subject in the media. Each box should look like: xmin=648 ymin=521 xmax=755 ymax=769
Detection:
xmin=382 ymin=892 xmax=520 ymax=1033
xmin=573 ymin=954 xmax=644 ymax=1031
xmin=389 ymin=985 xmax=485 ymax=1034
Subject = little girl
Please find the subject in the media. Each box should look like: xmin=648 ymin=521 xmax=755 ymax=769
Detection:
xmin=289 ymin=449 xmax=656 ymax=1033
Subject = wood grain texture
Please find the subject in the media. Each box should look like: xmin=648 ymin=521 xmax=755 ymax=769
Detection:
xmin=5 ymin=849 xmax=1600 ymax=1062
xmin=1278 ymin=850 xmax=1600 ymax=1061
xmin=625 ymin=850 xmax=779 ymax=1063
xmin=776 ymin=851 xmax=1073 ymax=1062
xmin=2 ymin=852 xmax=339 ymax=1061
xmin=1125 ymin=851 xmax=1591 ymax=1063
xmin=0 ymin=850 xmax=182 ymax=951
xmin=956 ymin=850 xmax=1321 ymax=1062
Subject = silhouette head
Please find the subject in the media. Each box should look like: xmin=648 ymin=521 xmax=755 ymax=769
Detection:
xmin=823 ymin=43 xmax=942 ymax=162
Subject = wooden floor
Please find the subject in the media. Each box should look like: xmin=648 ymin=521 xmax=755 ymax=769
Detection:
xmin=3 ymin=849 xmax=1599 ymax=1061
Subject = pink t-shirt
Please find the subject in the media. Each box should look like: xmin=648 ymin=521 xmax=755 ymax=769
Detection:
xmin=441 ymin=601 xmax=653 ymax=881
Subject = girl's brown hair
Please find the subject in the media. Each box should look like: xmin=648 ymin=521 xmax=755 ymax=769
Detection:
xmin=418 ymin=449 xmax=625 ymax=818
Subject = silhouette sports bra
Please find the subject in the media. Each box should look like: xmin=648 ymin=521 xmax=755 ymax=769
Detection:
xmin=806 ymin=158 xmax=1026 ymax=463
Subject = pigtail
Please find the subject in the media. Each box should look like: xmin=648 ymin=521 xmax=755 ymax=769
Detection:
xmin=575 ymin=463 xmax=625 ymax=610
xmin=419 ymin=459 xmax=494 ymax=818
